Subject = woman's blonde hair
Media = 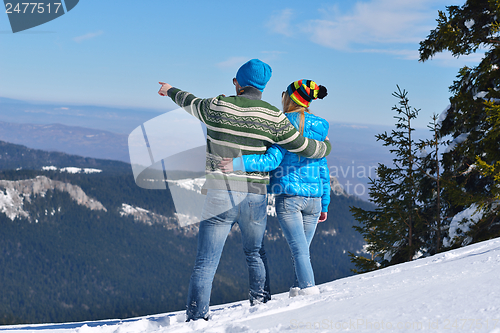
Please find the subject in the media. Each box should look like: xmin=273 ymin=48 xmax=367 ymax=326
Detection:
xmin=282 ymin=92 xmax=311 ymax=135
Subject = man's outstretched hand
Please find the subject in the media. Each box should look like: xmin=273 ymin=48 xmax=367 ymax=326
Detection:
xmin=158 ymin=82 xmax=173 ymax=96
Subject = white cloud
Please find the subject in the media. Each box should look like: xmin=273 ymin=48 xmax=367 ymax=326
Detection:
xmin=267 ymin=8 xmax=294 ymax=37
xmin=306 ymin=1 xmax=440 ymax=49
xmin=216 ymin=57 xmax=249 ymax=69
xmin=361 ymin=48 xmax=420 ymax=60
xmin=260 ymin=50 xmax=287 ymax=62
xmin=269 ymin=0 xmax=453 ymax=56
xmin=73 ymin=30 xmax=104 ymax=43
xmin=428 ymin=50 xmax=487 ymax=67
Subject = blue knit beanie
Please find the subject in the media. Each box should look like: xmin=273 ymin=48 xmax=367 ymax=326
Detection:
xmin=235 ymin=59 xmax=272 ymax=92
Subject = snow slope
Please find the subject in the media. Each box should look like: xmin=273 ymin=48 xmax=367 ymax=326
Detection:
xmin=2 ymin=238 xmax=500 ymax=333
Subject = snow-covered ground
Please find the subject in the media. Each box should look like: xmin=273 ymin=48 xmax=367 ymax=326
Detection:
xmin=2 ymin=238 xmax=500 ymax=333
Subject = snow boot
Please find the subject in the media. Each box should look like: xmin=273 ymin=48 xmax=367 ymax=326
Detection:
xmin=298 ymin=286 xmax=320 ymax=296
xmin=289 ymin=287 xmax=300 ymax=298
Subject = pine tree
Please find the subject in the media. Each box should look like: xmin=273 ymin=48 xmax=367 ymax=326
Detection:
xmin=417 ymin=114 xmax=447 ymax=254
xmin=476 ymin=101 xmax=500 ymax=198
xmin=474 ymin=100 xmax=500 ymax=239
xmin=419 ymin=0 xmax=500 ymax=247
xmin=349 ymin=87 xmax=425 ymax=272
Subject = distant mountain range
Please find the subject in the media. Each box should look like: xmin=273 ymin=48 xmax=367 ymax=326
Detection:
xmin=0 ymin=97 xmax=164 ymax=135
xmin=0 ymin=96 xmax=165 ymax=164
xmin=0 ymin=122 xmax=130 ymax=163
xmin=0 ymin=96 xmax=400 ymax=200
xmin=0 ymin=140 xmax=131 ymax=173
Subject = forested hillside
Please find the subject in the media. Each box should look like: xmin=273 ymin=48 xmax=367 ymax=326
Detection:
xmin=0 ymin=141 xmax=372 ymax=325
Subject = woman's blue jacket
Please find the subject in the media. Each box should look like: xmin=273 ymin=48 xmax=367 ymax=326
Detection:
xmin=233 ymin=112 xmax=331 ymax=212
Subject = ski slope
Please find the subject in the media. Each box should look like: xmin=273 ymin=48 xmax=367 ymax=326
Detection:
xmin=2 ymin=238 xmax=500 ymax=333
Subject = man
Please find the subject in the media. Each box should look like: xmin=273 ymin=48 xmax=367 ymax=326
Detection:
xmin=158 ymin=59 xmax=331 ymax=321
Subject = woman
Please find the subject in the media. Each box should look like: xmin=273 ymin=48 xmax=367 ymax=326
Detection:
xmin=220 ymin=79 xmax=330 ymax=296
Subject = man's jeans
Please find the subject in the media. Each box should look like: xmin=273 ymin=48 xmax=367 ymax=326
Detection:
xmin=275 ymin=194 xmax=320 ymax=289
xmin=186 ymin=189 xmax=269 ymax=321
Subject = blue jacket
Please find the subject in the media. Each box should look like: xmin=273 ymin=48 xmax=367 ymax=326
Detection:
xmin=233 ymin=112 xmax=331 ymax=212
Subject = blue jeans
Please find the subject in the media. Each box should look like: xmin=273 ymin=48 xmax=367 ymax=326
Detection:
xmin=275 ymin=194 xmax=320 ymax=289
xmin=186 ymin=190 xmax=269 ymax=321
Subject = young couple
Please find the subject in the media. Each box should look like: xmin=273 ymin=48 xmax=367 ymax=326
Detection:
xmin=158 ymin=59 xmax=331 ymax=322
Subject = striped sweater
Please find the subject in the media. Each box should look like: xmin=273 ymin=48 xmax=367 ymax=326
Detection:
xmin=167 ymin=86 xmax=331 ymax=194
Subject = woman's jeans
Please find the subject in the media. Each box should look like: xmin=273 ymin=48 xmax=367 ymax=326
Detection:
xmin=275 ymin=194 xmax=320 ymax=289
xmin=186 ymin=190 xmax=269 ymax=321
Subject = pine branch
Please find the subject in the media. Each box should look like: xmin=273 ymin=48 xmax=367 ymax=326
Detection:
xmin=486 ymin=38 xmax=500 ymax=45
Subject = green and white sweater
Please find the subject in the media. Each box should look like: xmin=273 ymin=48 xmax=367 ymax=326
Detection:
xmin=168 ymin=86 xmax=331 ymax=194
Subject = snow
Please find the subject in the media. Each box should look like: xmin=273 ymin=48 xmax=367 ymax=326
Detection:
xmin=119 ymin=203 xmax=175 ymax=227
xmin=3 ymin=237 xmax=500 ymax=333
xmin=61 ymin=167 xmax=82 ymax=174
xmin=0 ymin=177 xmax=107 ymax=221
xmin=463 ymin=163 xmax=477 ymax=176
xmin=41 ymin=166 xmax=103 ymax=174
xmin=83 ymin=168 xmax=102 ymax=174
xmin=60 ymin=167 xmax=103 ymax=174
xmin=438 ymin=105 xmax=450 ymax=125
xmin=383 ymin=240 xmax=403 ymax=262
xmin=0 ymin=187 xmax=30 ymax=220
xmin=174 ymin=212 xmax=201 ymax=226
xmin=120 ymin=203 xmax=150 ymax=216
xmin=165 ymin=178 xmax=206 ymax=227
xmin=167 ymin=178 xmax=205 ymax=194
xmin=445 ymin=133 xmax=469 ymax=153
xmin=443 ymin=203 xmax=484 ymax=247
xmin=465 ymin=19 xmax=475 ymax=29
xmin=418 ymin=147 xmax=429 ymax=158
xmin=473 ymin=91 xmax=489 ymax=100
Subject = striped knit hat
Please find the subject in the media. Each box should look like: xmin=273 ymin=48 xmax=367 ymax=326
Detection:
xmin=286 ymin=80 xmax=327 ymax=108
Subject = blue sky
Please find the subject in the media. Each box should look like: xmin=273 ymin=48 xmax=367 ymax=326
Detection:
xmin=0 ymin=0 xmax=483 ymax=129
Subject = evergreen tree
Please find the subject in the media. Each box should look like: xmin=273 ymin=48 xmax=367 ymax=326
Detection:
xmin=419 ymin=0 xmax=500 ymax=247
xmin=476 ymin=101 xmax=500 ymax=198
xmin=417 ymin=114 xmax=447 ymax=254
xmin=474 ymin=100 xmax=500 ymax=238
xmin=349 ymin=87 xmax=425 ymax=272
